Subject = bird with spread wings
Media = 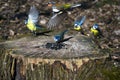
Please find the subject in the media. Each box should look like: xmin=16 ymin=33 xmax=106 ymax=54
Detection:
xmin=47 ymin=0 xmax=98 ymax=29
xmin=25 ymin=5 xmax=41 ymax=35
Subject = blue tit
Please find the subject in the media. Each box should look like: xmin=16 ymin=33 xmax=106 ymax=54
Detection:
xmin=90 ymin=24 xmax=101 ymax=36
xmin=25 ymin=5 xmax=41 ymax=34
xmin=54 ymin=30 xmax=68 ymax=43
xmin=74 ymin=16 xmax=86 ymax=31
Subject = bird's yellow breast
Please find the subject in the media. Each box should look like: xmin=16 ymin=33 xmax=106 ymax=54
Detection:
xmin=74 ymin=26 xmax=81 ymax=31
xmin=27 ymin=19 xmax=36 ymax=31
xmin=62 ymin=3 xmax=71 ymax=9
xmin=90 ymin=28 xmax=99 ymax=36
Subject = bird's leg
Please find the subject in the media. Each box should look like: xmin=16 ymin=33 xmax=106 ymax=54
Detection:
xmin=32 ymin=31 xmax=37 ymax=36
xmin=80 ymin=29 xmax=84 ymax=35
xmin=52 ymin=11 xmax=55 ymax=15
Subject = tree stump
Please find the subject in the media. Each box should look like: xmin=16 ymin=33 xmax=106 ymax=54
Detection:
xmin=0 ymin=35 xmax=109 ymax=80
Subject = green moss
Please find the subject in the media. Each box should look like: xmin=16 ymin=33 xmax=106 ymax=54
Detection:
xmin=101 ymin=67 xmax=120 ymax=80
xmin=85 ymin=60 xmax=120 ymax=80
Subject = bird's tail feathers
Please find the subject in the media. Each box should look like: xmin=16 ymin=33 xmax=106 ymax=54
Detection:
xmin=60 ymin=30 xmax=68 ymax=37
xmin=79 ymin=16 xmax=86 ymax=25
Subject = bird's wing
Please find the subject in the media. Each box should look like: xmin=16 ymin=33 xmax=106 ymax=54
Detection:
xmin=47 ymin=12 xmax=67 ymax=29
xmin=74 ymin=16 xmax=86 ymax=26
xmin=28 ymin=5 xmax=39 ymax=24
xmin=71 ymin=4 xmax=81 ymax=8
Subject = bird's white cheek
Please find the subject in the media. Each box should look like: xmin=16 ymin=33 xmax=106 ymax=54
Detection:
xmin=67 ymin=11 xmax=71 ymax=15
xmin=53 ymin=8 xmax=60 ymax=12
xmin=54 ymin=37 xmax=58 ymax=42
xmin=74 ymin=24 xmax=78 ymax=26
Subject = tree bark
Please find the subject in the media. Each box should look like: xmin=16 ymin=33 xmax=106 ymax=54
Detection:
xmin=0 ymin=47 xmax=110 ymax=80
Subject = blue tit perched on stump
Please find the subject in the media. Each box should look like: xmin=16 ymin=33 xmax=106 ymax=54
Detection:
xmin=54 ymin=30 xmax=68 ymax=43
xmin=74 ymin=16 xmax=86 ymax=31
xmin=25 ymin=5 xmax=41 ymax=35
xmin=90 ymin=24 xmax=102 ymax=37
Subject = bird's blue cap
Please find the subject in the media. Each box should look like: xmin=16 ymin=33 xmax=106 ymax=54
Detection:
xmin=54 ymin=35 xmax=60 ymax=42
xmin=93 ymin=24 xmax=99 ymax=29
